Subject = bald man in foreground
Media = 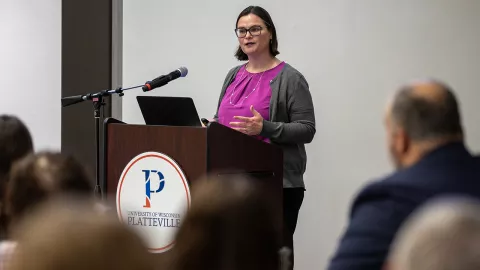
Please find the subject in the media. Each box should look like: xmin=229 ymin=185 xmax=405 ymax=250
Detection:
xmin=327 ymin=80 xmax=480 ymax=270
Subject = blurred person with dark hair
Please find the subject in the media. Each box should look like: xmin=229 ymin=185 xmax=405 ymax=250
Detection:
xmin=328 ymin=79 xmax=480 ymax=270
xmin=388 ymin=197 xmax=480 ymax=270
xmin=169 ymin=175 xmax=284 ymax=270
xmin=0 ymin=152 xmax=92 ymax=268
xmin=5 ymin=151 xmax=92 ymax=227
xmin=7 ymin=197 xmax=154 ymax=270
xmin=0 ymin=115 xmax=33 ymax=239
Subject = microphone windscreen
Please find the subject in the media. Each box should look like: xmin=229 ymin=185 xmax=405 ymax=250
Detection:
xmin=177 ymin=67 xmax=188 ymax=77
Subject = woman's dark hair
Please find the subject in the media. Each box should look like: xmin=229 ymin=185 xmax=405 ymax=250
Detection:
xmin=0 ymin=115 xmax=33 ymax=239
xmin=0 ymin=115 xmax=33 ymax=175
xmin=6 ymin=152 xmax=93 ymax=231
xmin=234 ymin=6 xmax=280 ymax=61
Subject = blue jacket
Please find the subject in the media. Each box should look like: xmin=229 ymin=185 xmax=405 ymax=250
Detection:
xmin=327 ymin=142 xmax=480 ymax=270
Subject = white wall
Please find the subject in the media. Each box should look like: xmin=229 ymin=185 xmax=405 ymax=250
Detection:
xmin=122 ymin=0 xmax=480 ymax=268
xmin=0 ymin=0 xmax=62 ymax=150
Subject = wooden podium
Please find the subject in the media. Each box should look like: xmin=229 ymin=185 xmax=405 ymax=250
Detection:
xmin=102 ymin=117 xmax=283 ymax=221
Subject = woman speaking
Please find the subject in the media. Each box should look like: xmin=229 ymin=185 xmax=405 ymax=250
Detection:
xmin=213 ymin=5 xmax=316 ymax=268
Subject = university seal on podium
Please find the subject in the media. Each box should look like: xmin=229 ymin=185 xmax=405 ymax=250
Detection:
xmin=116 ymin=151 xmax=191 ymax=253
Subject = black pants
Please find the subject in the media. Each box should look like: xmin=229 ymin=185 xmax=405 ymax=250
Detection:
xmin=283 ymin=187 xmax=305 ymax=270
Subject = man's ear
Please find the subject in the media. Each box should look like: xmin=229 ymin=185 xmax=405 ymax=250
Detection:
xmin=395 ymin=128 xmax=410 ymax=155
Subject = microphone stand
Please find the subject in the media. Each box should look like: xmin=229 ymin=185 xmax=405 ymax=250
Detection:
xmin=61 ymin=84 xmax=143 ymax=199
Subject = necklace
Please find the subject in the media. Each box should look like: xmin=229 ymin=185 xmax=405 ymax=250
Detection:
xmin=229 ymin=66 xmax=265 ymax=107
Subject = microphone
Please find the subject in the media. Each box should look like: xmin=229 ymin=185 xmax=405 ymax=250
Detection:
xmin=142 ymin=67 xmax=188 ymax=92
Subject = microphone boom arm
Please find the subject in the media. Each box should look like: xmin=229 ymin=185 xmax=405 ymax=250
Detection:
xmin=61 ymin=84 xmax=143 ymax=108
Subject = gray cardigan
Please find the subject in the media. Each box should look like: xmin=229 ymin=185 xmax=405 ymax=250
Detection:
xmin=214 ymin=63 xmax=316 ymax=188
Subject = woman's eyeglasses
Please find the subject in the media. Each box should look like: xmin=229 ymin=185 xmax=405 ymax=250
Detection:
xmin=235 ymin=26 xmax=263 ymax=38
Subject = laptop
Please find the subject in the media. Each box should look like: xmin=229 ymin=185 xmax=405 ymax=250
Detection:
xmin=136 ymin=96 xmax=202 ymax=127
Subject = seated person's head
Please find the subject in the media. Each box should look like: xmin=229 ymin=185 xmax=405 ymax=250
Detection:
xmin=6 ymin=151 xmax=92 ymax=229
xmin=388 ymin=198 xmax=480 ymax=270
xmin=385 ymin=79 xmax=464 ymax=169
xmin=170 ymin=175 xmax=282 ymax=270
xmin=0 ymin=115 xmax=33 ymax=177
xmin=0 ymin=115 xmax=33 ymax=238
xmin=8 ymin=198 xmax=153 ymax=270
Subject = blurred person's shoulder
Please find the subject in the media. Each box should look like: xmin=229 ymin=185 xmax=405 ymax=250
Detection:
xmin=348 ymin=169 xmax=421 ymax=217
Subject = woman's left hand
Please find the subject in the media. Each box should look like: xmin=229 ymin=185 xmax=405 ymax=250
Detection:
xmin=230 ymin=105 xmax=263 ymax=136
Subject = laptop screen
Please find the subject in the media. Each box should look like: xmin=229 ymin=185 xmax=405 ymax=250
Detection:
xmin=136 ymin=96 xmax=202 ymax=127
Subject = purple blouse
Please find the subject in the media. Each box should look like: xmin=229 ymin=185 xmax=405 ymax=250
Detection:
xmin=218 ymin=62 xmax=285 ymax=142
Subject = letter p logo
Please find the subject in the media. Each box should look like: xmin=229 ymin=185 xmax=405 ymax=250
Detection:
xmin=143 ymin=170 xmax=165 ymax=208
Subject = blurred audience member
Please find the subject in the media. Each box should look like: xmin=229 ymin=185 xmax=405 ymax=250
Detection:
xmin=169 ymin=175 xmax=283 ymax=270
xmin=389 ymin=197 xmax=480 ymax=270
xmin=0 ymin=115 xmax=33 ymax=239
xmin=6 ymin=151 xmax=92 ymax=229
xmin=328 ymin=79 xmax=480 ymax=270
xmin=7 ymin=198 xmax=154 ymax=270
xmin=0 ymin=152 xmax=93 ymax=268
